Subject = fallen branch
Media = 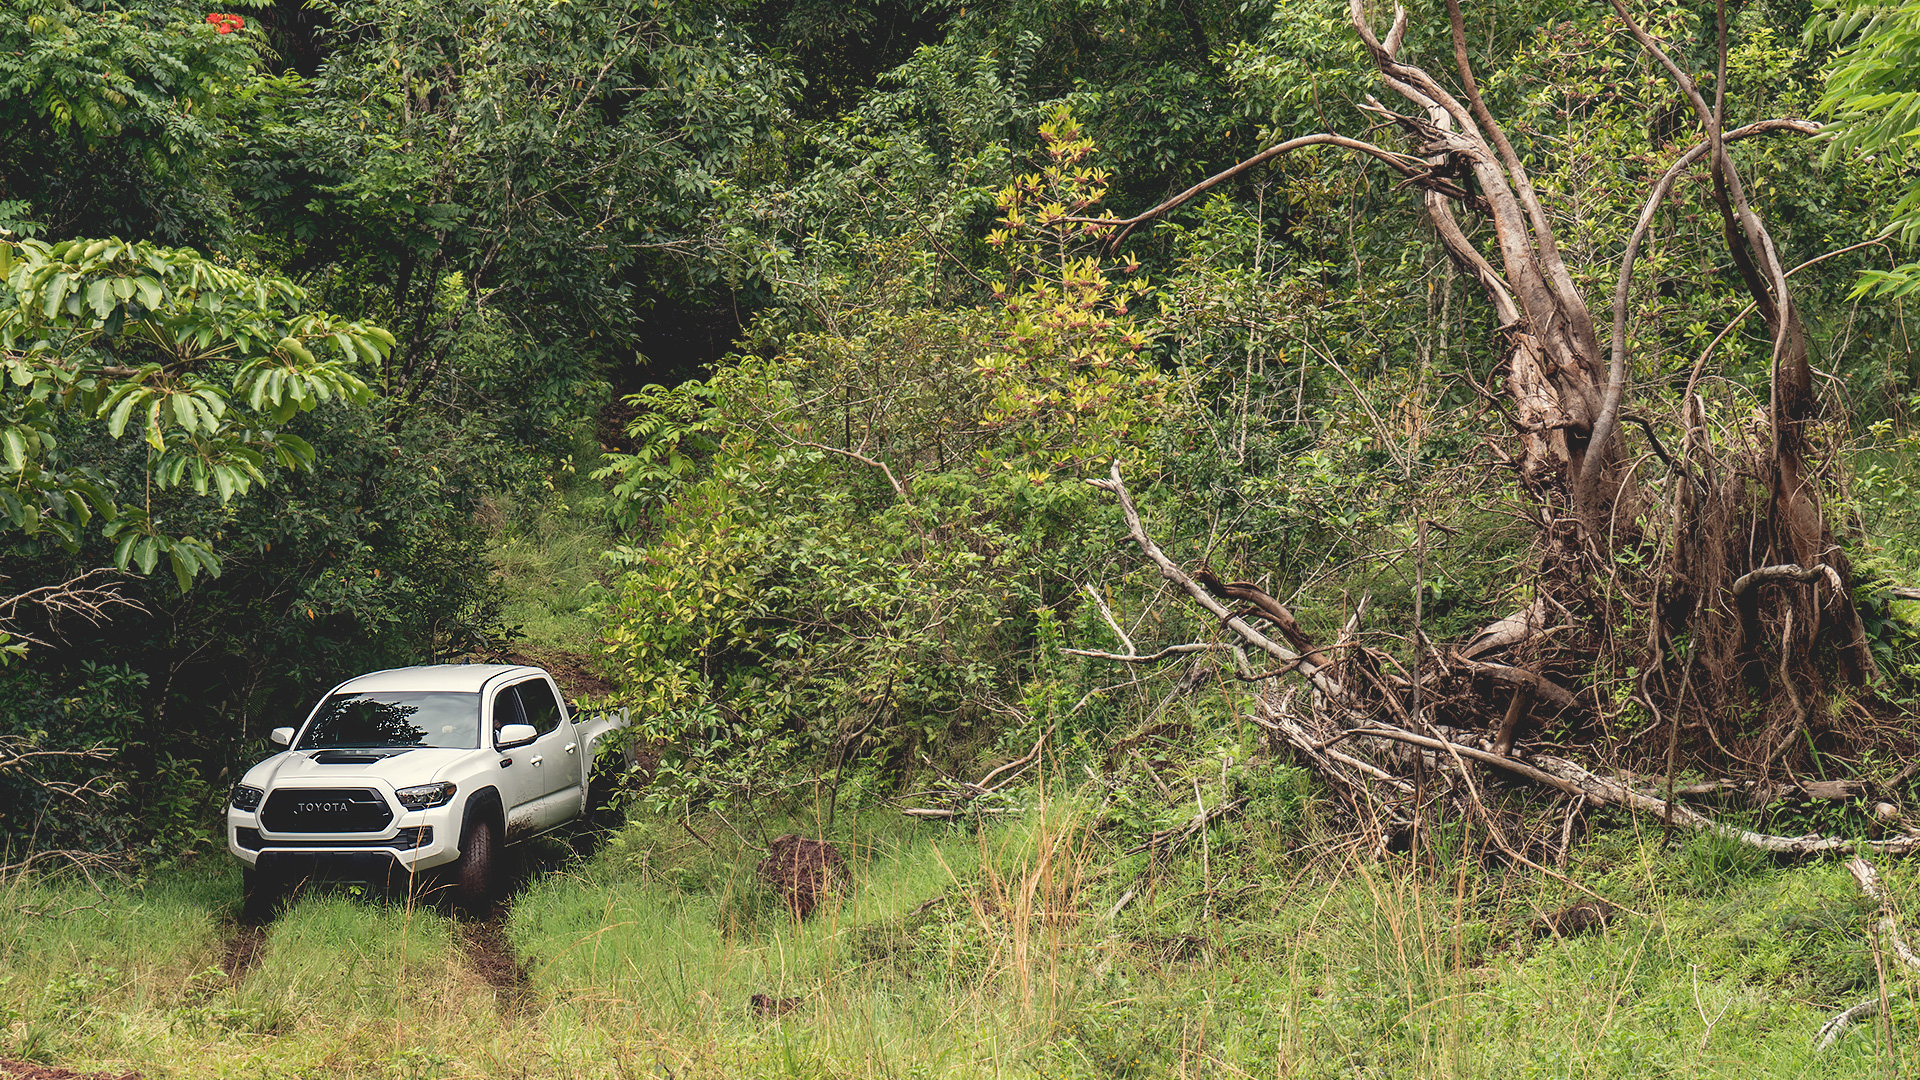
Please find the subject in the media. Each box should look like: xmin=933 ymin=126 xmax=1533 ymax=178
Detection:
xmin=1847 ymin=856 xmax=1920 ymax=974
xmin=1089 ymin=464 xmax=1342 ymax=698
xmin=1293 ymin=719 xmax=1920 ymax=862
xmin=1662 ymin=777 xmax=1870 ymax=803
xmin=1061 ymin=642 xmax=1232 ymax=663
xmin=1814 ymin=997 xmax=1881 ymax=1052
xmin=1534 ymin=756 xmax=1920 ymax=855
xmin=1342 ymin=725 xmax=1583 ymax=796
xmin=1816 ymin=857 xmax=1920 ymax=1050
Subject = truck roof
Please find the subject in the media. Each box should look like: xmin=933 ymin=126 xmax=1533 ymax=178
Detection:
xmin=331 ymin=664 xmax=545 ymax=695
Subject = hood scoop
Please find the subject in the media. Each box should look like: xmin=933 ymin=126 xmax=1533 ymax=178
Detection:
xmin=309 ymin=748 xmax=415 ymax=765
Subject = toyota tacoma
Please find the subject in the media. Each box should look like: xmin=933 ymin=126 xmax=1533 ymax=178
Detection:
xmin=227 ymin=663 xmax=625 ymax=912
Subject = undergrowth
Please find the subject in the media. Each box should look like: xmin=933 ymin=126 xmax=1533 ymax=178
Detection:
xmin=2 ymin=777 xmax=1917 ymax=1078
xmin=485 ymin=459 xmax=617 ymax=656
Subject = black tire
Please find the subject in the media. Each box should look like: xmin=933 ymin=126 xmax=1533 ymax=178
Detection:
xmin=587 ymin=765 xmax=626 ymax=832
xmin=241 ymin=863 xmax=283 ymax=922
xmin=454 ymin=813 xmax=498 ymax=917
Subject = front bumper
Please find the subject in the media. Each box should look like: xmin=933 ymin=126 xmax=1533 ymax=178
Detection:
xmin=228 ymin=800 xmax=462 ymax=873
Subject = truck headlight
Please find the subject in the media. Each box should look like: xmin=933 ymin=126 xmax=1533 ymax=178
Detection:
xmin=230 ymin=784 xmax=263 ymax=811
xmin=395 ymin=782 xmax=457 ymax=810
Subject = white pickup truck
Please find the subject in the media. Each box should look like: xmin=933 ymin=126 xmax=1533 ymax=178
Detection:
xmin=227 ymin=663 xmax=625 ymax=911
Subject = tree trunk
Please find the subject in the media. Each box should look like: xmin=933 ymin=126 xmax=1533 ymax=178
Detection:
xmin=1084 ymin=0 xmax=1882 ymax=778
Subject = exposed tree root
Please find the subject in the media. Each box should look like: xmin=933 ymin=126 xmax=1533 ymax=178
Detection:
xmin=1085 ymin=464 xmax=1920 ymax=867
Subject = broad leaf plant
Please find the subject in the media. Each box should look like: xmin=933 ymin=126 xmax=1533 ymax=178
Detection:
xmin=0 ymin=237 xmax=391 ymax=592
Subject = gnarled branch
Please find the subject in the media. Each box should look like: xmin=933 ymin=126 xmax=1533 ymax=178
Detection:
xmin=1088 ymin=464 xmax=1343 ymax=699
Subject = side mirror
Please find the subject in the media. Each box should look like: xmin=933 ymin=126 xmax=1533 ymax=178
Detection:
xmin=497 ymin=723 xmax=537 ymax=748
xmin=270 ymin=727 xmax=295 ymax=747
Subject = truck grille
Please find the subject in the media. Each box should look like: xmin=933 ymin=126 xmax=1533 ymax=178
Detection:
xmin=259 ymin=788 xmax=394 ymax=833
xmin=235 ymin=826 xmax=430 ymax=851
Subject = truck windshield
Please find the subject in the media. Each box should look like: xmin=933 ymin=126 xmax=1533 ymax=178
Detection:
xmin=299 ymin=692 xmax=481 ymax=749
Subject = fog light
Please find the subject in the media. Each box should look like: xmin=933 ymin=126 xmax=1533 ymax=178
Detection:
xmin=395 ymin=782 xmax=456 ymax=810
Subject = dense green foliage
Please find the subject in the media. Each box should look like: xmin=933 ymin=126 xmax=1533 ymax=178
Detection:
xmin=9 ymin=1 xmax=1920 ymax=1076
xmin=1811 ymin=0 xmax=1920 ymax=296
xmin=0 ymin=0 xmax=1916 ymax=860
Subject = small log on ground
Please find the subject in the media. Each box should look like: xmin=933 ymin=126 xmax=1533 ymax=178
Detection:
xmin=1816 ymin=857 xmax=1920 ymax=1050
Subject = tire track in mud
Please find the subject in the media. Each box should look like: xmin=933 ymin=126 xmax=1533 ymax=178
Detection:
xmin=0 ymin=1058 xmax=141 ymax=1080
xmin=456 ymin=909 xmax=533 ymax=1015
xmin=219 ymin=921 xmax=267 ymax=984
xmin=217 ymin=897 xmax=276 ymax=986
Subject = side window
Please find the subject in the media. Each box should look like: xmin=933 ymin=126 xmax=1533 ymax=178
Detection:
xmin=491 ymin=687 xmax=526 ymax=743
xmin=513 ymin=680 xmax=563 ymax=735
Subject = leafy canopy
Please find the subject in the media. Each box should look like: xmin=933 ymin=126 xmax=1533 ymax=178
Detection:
xmin=1811 ymin=0 xmax=1920 ymax=295
xmin=0 ymin=237 xmax=390 ymax=589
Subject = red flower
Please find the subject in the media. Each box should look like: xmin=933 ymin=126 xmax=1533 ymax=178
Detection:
xmin=205 ymin=13 xmax=244 ymax=33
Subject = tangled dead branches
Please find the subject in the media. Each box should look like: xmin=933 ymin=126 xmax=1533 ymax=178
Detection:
xmin=0 ymin=568 xmax=143 ymax=654
xmin=1086 ymin=465 xmax=1919 ymax=865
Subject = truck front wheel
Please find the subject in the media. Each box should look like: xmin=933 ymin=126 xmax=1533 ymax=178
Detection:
xmin=241 ymin=864 xmax=283 ymax=920
xmin=454 ymin=813 xmax=498 ymax=917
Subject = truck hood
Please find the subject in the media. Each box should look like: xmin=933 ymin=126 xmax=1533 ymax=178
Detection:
xmin=242 ymin=747 xmax=474 ymax=789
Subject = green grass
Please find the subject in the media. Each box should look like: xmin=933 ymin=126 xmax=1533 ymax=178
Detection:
xmin=3 ymin=797 xmax=1918 ymax=1078
xmin=485 ymin=478 xmax=615 ymax=654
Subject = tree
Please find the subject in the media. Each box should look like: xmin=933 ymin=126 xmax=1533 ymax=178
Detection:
xmin=0 ymin=0 xmax=269 ymax=244
xmin=1810 ymin=0 xmax=1920 ymax=297
xmin=1063 ymin=0 xmax=1890 ymax=843
xmin=241 ymin=0 xmax=792 ymax=420
xmin=0 ymin=236 xmax=390 ymax=594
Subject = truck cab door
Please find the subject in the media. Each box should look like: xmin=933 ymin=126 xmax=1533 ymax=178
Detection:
xmin=490 ymin=684 xmax=547 ymax=840
xmin=511 ymin=678 xmax=583 ymax=830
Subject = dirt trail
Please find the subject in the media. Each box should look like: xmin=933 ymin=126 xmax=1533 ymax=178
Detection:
xmin=1 ymin=1060 xmax=139 ymax=1080
xmin=219 ymin=920 xmax=267 ymax=983
xmin=456 ymin=911 xmax=533 ymax=1014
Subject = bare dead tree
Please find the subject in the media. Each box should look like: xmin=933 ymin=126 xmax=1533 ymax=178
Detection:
xmin=1068 ymin=0 xmax=1887 ymax=790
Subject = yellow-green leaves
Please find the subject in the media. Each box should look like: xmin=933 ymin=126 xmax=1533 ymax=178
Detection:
xmin=977 ymin=109 xmax=1169 ymax=472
